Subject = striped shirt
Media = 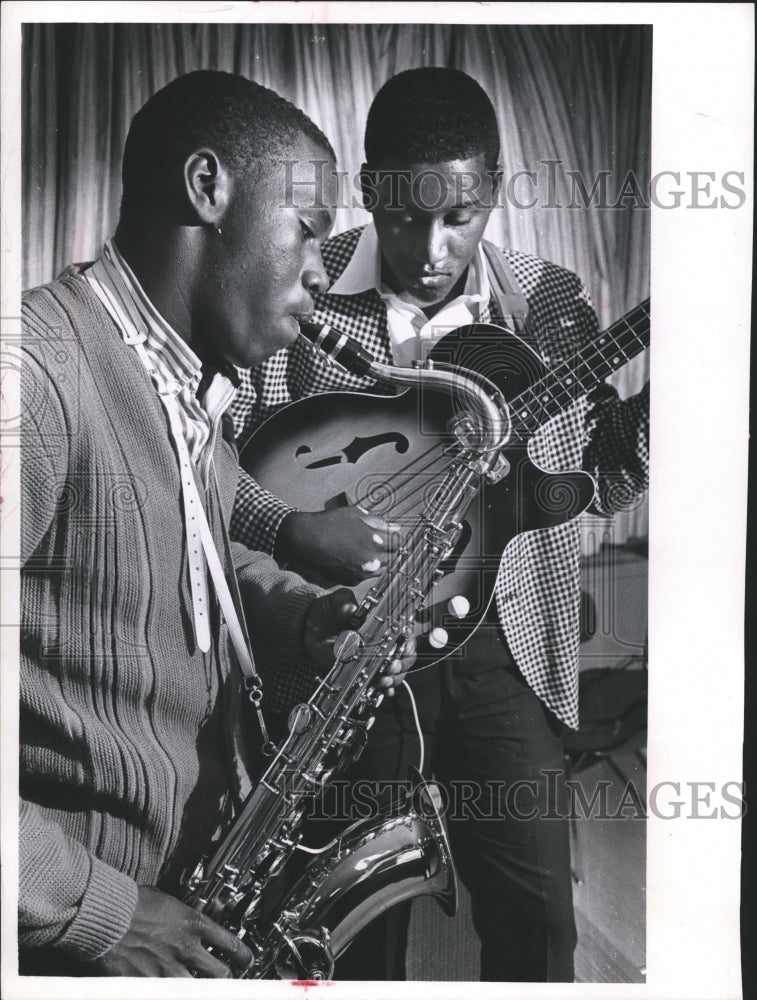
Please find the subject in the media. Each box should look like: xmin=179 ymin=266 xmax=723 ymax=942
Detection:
xmin=84 ymin=240 xmax=236 ymax=484
xmin=84 ymin=239 xmax=238 ymax=651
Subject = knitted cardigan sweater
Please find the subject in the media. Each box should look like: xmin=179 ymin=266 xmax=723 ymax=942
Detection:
xmin=19 ymin=270 xmax=321 ymax=961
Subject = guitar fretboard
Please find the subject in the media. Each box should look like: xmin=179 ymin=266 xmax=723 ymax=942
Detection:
xmin=509 ymin=299 xmax=649 ymax=441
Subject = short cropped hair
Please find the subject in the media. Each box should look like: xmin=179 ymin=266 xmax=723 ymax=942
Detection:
xmin=120 ymin=70 xmax=335 ymax=217
xmin=364 ymin=67 xmax=500 ymax=171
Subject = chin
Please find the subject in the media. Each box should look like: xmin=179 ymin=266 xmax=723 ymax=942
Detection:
xmin=404 ymin=287 xmax=450 ymax=308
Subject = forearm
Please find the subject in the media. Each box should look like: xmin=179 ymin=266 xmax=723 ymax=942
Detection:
xmin=231 ymin=543 xmax=322 ymax=664
xmin=19 ymin=799 xmax=138 ymax=960
xmin=230 ymin=469 xmax=297 ymax=556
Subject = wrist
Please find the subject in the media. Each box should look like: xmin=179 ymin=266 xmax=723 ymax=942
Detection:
xmin=57 ymin=855 xmax=139 ymax=962
xmin=273 ymin=510 xmax=307 ymax=563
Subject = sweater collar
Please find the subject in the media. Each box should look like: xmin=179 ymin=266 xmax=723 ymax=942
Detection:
xmin=84 ymin=239 xmax=204 ymax=397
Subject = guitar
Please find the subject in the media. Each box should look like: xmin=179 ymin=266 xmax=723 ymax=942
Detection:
xmin=239 ymin=300 xmax=649 ymax=662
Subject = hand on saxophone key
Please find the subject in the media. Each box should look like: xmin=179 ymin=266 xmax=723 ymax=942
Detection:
xmin=378 ymin=635 xmax=416 ymax=697
xmin=303 ymin=587 xmax=360 ymax=668
xmin=89 ymin=886 xmax=254 ymax=977
xmin=303 ymin=588 xmax=415 ymax=693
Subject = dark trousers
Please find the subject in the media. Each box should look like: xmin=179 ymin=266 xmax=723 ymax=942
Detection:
xmin=308 ymin=626 xmax=576 ymax=983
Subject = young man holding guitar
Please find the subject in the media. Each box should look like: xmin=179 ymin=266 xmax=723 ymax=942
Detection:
xmin=230 ymin=67 xmax=649 ymax=982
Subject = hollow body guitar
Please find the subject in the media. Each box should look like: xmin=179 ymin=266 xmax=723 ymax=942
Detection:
xmin=240 ymin=301 xmax=649 ymax=665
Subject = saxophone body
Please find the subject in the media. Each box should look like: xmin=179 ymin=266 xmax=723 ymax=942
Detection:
xmin=182 ymin=322 xmax=511 ymax=979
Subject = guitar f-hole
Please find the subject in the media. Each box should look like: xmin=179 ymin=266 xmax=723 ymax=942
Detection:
xmin=295 ymin=432 xmax=409 ymax=470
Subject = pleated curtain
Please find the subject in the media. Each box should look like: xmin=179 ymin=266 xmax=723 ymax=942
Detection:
xmin=22 ymin=22 xmax=650 ymax=543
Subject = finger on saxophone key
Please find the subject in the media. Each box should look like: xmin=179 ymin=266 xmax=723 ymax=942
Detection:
xmin=379 ymin=659 xmax=405 ymax=697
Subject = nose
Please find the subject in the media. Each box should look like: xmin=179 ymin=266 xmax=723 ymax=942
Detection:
xmin=415 ymin=220 xmax=446 ymax=268
xmin=302 ymin=248 xmax=329 ymax=297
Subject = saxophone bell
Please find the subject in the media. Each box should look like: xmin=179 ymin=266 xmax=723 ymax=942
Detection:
xmin=273 ymin=927 xmax=334 ymax=981
xmin=267 ymin=772 xmax=456 ymax=979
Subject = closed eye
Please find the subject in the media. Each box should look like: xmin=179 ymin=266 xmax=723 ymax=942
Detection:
xmin=445 ymin=212 xmax=475 ymax=226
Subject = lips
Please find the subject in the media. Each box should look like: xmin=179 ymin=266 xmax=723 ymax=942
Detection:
xmin=406 ymin=272 xmax=450 ymax=287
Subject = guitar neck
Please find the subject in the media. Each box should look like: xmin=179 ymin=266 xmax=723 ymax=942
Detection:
xmin=509 ymin=299 xmax=650 ymax=441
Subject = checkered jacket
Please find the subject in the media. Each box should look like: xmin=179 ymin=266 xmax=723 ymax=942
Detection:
xmin=230 ymin=227 xmax=649 ymax=727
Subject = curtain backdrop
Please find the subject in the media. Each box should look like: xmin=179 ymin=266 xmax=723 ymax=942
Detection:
xmin=22 ymin=22 xmax=650 ymax=542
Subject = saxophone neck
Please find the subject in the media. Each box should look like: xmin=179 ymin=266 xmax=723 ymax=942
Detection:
xmin=299 ymin=320 xmax=510 ymax=453
xmin=371 ymin=356 xmax=508 ymax=453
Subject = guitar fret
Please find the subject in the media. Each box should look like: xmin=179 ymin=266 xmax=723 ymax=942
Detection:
xmin=509 ymin=298 xmax=649 ymax=441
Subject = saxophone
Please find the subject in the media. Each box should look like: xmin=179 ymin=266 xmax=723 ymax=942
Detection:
xmin=182 ymin=321 xmax=512 ymax=979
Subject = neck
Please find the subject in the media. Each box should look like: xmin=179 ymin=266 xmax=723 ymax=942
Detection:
xmin=114 ymin=220 xmax=197 ymax=348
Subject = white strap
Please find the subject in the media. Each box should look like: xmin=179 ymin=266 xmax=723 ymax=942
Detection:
xmin=192 ymin=467 xmax=258 ymax=682
xmin=87 ymin=270 xmax=257 ymax=678
xmin=120 ymin=334 xmax=212 ymax=653
xmin=161 ymin=394 xmax=213 ymax=652
xmin=160 ymin=388 xmax=255 ymax=677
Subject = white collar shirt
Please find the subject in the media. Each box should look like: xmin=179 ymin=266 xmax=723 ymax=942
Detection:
xmin=328 ymin=223 xmax=491 ymax=368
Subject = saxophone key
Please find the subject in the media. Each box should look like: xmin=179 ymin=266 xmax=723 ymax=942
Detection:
xmin=313 ymin=676 xmax=341 ymax=694
xmin=288 ymin=703 xmax=312 ymax=735
xmin=333 ymin=629 xmax=363 ymax=660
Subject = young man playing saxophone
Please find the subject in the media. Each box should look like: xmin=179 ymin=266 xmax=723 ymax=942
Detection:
xmin=18 ymin=69 xmax=409 ymax=979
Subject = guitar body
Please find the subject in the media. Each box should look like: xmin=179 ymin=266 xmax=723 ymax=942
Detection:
xmin=239 ymin=324 xmax=597 ymax=662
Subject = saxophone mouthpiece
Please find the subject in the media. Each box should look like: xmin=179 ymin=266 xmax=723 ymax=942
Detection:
xmin=299 ymin=321 xmax=376 ymax=378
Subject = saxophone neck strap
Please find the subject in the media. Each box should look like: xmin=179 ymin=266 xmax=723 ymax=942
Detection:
xmin=210 ymin=469 xmax=273 ymax=747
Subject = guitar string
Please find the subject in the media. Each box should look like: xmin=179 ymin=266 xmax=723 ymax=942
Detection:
xmin=528 ymin=304 xmax=649 ymax=404
xmin=520 ymin=314 xmax=649 ymax=423
xmin=331 ymin=303 xmax=651 ymax=520
xmin=509 ymin=311 xmax=649 ymax=440
xmin=357 ymin=309 xmax=649 ymax=512
xmin=360 ymin=452 xmax=461 ymax=519
xmin=355 ymin=441 xmax=458 ymax=513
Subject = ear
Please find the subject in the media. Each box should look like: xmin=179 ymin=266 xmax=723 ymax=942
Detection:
xmin=184 ymin=149 xmax=231 ymax=226
xmin=359 ymin=162 xmax=379 ymax=214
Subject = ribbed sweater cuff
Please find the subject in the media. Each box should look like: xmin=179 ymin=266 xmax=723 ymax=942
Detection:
xmin=58 ymin=855 xmax=139 ymax=961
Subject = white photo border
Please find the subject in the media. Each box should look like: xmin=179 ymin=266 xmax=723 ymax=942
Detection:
xmin=1 ymin=3 xmax=752 ymax=999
